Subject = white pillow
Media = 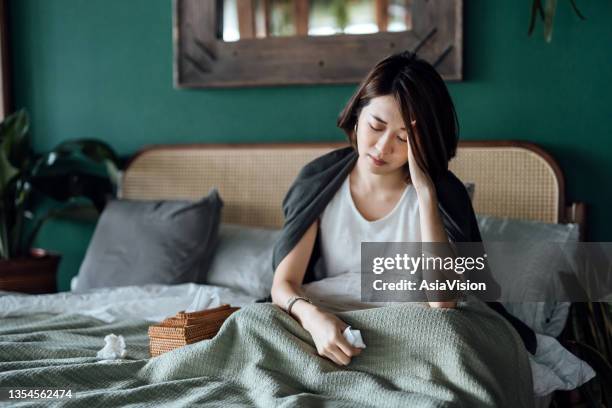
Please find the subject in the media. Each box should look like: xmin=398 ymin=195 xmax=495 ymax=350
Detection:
xmin=206 ymin=224 xmax=280 ymax=298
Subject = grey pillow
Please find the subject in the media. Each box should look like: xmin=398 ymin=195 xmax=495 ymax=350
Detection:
xmin=75 ymin=190 xmax=223 ymax=292
xmin=206 ymin=224 xmax=280 ymax=298
xmin=476 ymin=214 xmax=579 ymax=336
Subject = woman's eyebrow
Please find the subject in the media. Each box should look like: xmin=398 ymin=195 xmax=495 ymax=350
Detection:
xmin=370 ymin=114 xmax=406 ymax=130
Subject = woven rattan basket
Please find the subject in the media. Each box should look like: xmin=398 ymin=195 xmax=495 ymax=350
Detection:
xmin=148 ymin=305 xmax=240 ymax=357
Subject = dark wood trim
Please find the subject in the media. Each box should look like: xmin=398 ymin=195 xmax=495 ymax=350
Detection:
xmin=405 ymin=0 xmax=413 ymax=30
xmin=376 ymin=0 xmax=389 ymax=32
xmin=237 ymin=0 xmax=256 ymax=40
xmin=174 ymin=0 xmax=462 ymax=88
xmin=566 ymin=202 xmax=587 ymax=241
xmin=263 ymin=0 xmax=271 ymax=38
xmin=294 ymin=0 xmax=309 ymax=37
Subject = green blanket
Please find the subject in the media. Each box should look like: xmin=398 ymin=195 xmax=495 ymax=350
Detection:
xmin=0 ymin=301 xmax=533 ymax=407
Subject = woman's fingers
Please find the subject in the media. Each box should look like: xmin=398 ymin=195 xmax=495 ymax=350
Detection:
xmin=326 ymin=344 xmax=351 ymax=366
xmin=336 ymin=332 xmax=362 ymax=358
xmin=323 ymin=350 xmax=344 ymax=366
xmin=318 ymin=345 xmax=343 ymax=365
xmin=307 ymin=311 xmax=362 ymax=366
xmin=405 ymin=135 xmax=434 ymax=191
xmin=321 ymin=336 xmax=361 ymax=366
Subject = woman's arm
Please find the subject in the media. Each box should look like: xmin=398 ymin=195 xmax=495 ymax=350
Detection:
xmin=271 ymin=221 xmax=362 ymax=365
xmin=271 ymin=220 xmax=318 ymax=324
xmin=415 ymin=188 xmax=457 ymax=308
xmin=407 ymin=122 xmax=456 ymax=308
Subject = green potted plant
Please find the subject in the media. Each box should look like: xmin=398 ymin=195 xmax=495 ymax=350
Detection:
xmin=528 ymin=0 xmax=586 ymax=42
xmin=0 ymin=109 xmax=120 ymax=293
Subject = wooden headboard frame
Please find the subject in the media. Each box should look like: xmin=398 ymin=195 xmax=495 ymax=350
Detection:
xmin=121 ymin=141 xmax=587 ymax=240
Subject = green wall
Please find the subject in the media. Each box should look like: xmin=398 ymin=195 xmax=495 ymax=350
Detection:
xmin=9 ymin=1 xmax=612 ymax=291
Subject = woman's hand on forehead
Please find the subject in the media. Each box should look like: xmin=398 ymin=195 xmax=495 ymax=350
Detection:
xmin=406 ymin=121 xmax=434 ymax=193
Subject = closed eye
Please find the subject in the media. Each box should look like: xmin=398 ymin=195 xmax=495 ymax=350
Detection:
xmin=369 ymin=123 xmax=407 ymax=142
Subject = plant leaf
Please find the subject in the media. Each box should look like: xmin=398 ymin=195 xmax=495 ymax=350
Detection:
xmin=30 ymin=174 xmax=114 ymax=213
xmin=528 ymin=0 xmax=545 ymax=36
xmin=536 ymin=0 xmax=545 ymax=19
xmin=564 ymin=340 xmax=612 ymax=404
xmin=0 ymin=109 xmax=31 ymax=169
xmin=25 ymin=201 xmax=99 ymax=251
xmin=30 ymin=139 xmax=120 ymax=190
xmin=544 ymin=0 xmax=558 ymax=43
xmin=0 ymin=202 xmax=9 ymax=259
xmin=0 ymin=147 xmax=18 ymax=197
xmin=0 ymin=110 xmax=31 ymax=196
xmin=569 ymin=0 xmax=586 ymax=20
xmin=53 ymin=139 xmax=119 ymax=164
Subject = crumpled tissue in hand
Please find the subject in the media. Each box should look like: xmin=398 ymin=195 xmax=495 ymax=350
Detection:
xmin=96 ymin=333 xmax=127 ymax=360
xmin=343 ymin=326 xmax=366 ymax=349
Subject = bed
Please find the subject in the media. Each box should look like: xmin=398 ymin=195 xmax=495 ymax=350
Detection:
xmin=0 ymin=141 xmax=592 ymax=407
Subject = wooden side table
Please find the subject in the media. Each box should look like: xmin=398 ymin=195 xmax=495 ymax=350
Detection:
xmin=0 ymin=253 xmax=60 ymax=294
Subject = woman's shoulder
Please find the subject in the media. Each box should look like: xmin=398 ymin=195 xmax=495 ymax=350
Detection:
xmin=282 ymin=146 xmax=356 ymax=218
xmin=296 ymin=146 xmax=356 ymax=180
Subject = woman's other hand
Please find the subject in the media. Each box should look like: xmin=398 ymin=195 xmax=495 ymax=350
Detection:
xmin=298 ymin=305 xmax=362 ymax=366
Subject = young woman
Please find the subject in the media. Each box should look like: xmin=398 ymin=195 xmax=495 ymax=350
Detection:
xmin=270 ymin=51 xmax=533 ymax=366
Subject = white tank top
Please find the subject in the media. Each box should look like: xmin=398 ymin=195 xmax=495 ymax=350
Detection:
xmin=316 ymin=175 xmax=421 ymax=279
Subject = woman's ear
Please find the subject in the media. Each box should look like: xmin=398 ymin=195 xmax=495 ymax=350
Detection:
xmin=351 ymin=122 xmax=359 ymax=149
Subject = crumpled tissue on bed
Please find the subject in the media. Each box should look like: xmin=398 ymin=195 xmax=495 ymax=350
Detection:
xmin=343 ymin=326 xmax=366 ymax=349
xmin=96 ymin=334 xmax=126 ymax=361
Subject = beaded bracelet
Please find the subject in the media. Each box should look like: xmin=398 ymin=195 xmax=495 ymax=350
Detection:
xmin=286 ymin=296 xmax=312 ymax=315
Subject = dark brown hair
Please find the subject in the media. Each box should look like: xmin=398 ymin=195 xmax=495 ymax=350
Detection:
xmin=337 ymin=51 xmax=459 ymax=181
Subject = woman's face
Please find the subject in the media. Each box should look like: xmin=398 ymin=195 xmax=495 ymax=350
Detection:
xmin=355 ymin=95 xmax=411 ymax=176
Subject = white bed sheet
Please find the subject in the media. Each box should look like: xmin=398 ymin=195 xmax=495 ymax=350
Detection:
xmin=0 ymin=283 xmax=257 ymax=323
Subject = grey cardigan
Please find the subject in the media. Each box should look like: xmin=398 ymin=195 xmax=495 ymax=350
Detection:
xmin=268 ymin=146 xmax=536 ymax=354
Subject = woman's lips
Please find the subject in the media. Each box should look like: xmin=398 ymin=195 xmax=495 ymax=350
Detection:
xmin=368 ymin=154 xmax=387 ymax=166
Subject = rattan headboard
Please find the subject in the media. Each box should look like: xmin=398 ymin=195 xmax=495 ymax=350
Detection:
xmin=121 ymin=141 xmax=585 ymax=237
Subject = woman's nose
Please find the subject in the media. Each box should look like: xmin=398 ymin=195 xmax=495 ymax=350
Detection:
xmin=375 ymin=133 xmax=394 ymax=156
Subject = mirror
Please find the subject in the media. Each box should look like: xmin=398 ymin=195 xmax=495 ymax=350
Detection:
xmin=222 ymin=0 xmax=413 ymax=41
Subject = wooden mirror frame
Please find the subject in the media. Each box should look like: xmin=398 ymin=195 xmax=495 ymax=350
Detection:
xmin=173 ymin=0 xmax=462 ymax=88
